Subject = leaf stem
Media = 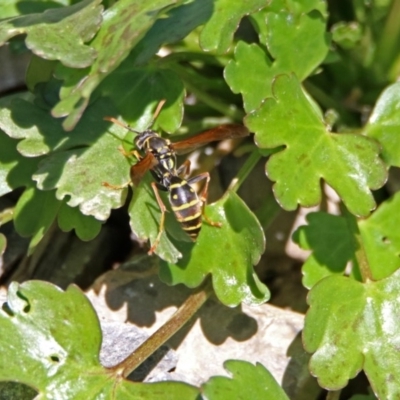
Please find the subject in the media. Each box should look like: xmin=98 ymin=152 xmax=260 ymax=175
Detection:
xmin=374 ymin=0 xmax=400 ymax=78
xmin=342 ymin=206 xmax=373 ymax=282
xmin=108 ymin=278 xmax=213 ymax=378
xmin=227 ymin=149 xmax=262 ymax=194
xmin=167 ymin=63 xmax=244 ymax=121
xmin=326 ymin=389 xmax=341 ymax=400
xmin=0 ymin=207 xmax=14 ymax=226
xmin=160 ymin=51 xmax=227 ymax=67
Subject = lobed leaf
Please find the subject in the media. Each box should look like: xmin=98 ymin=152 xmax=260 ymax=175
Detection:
xmin=203 ymin=360 xmax=289 ymax=400
xmin=0 ymin=131 xmax=40 ymax=196
xmin=293 ymin=212 xmax=357 ymax=289
xmin=199 ymin=0 xmax=267 ymax=54
xmin=0 ymin=0 xmax=102 ymax=68
xmin=33 ymin=132 xmax=129 ymax=221
xmin=364 ymin=81 xmax=400 ymax=167
xmin=225 ymin=5 xmax=329 ymax=112
xmin=58 ymin=203 xmax=102 ymax=241
xmin=0 ymin=0 xmax=71 ymax=19
xmin=0 ymin=97 xmax=117 ymax=157
xmin=52 ymin=0 xmax=179 ymax=130
xmin=0 ymin=280 xmax=199 ymax=398
xmin=14 ymin=186 xmax=62 ymax=254
xmin=359 ymin=192 xmax=400 ymax=280
xmin=245 ymin=74 xmax=387 ymax=217
xmin=303 ymin=270 xmax=400 ymax=399
xmin=159 ymin=191 xmax=269 ymax=306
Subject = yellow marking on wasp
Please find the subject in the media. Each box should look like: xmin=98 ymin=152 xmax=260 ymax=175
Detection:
xmin=143 ymin=137 xmax=152 ymax=147
xmin=170 ymin=181 xmax=187 ymax=189
xmin=184 ymin=222 xmax=202 ymax=231
xmin=172 ymin=194 xmax=178 ymax=200
xmin=176 ymin=212 xmax=201 ymax=222
xmin=172 ymin=199 xmax=199 ymax=211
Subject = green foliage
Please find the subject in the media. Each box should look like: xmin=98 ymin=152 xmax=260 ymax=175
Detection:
xmin=202 ymin=360 xmax=290 ymax=399
xmin=0 ymin=281 xmax=199 ymax=399
xmin=303 ymin=270 xmax=400 ymax=399
xmin=0 ymin=0 xmax=400 ymax=398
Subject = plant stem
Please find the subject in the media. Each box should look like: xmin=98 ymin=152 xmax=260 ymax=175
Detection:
xmin=326 ymin=389 xmax=341 ymax=400
xmin=374 ymin=0 xmax=400 ymax=77
xmin=167 ymin=63 xmax=244 ymax=121
xmin=342 ymin=206 xmax=373 ymax=282
xmin=227 ymin=149 xmax=262 ymax=194
xmin=109 ymin=278 xmax=213 ymax=378
xmin=0 ymin=207 xmax=14 ymax=226
xmin=160 ymin=52 xmax=226 ymax=67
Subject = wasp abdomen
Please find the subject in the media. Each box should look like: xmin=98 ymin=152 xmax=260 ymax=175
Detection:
xmin=169 ymin=176 xmax=202 ymax=240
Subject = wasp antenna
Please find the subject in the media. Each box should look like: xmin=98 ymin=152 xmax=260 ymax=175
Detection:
xmin=104 ymin=116 xmax=140 ymax=134
xmin=147 ymin=99 xmax=167 ymax=129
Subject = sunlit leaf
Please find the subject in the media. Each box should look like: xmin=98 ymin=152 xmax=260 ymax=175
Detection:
xmin=0 ymin=281 xmax=199 ymax=398
xmin=359 ymin=192 xmax=400 ymax=280
xmin=0 ymin=0 xmax=71 ymax=19
xmin=245 ymin=74 xmax=387 ymax=217
xmin=159 ymin=192 xmax=269 ymax=306
xmin=0 ymin=0 xmax=102 ymax=68
xmin=199 ymin=0 xmax=267 ymax=54
xmin=33 ymin=131 xmax=129 ymax=221
xmin=203 ymin=360 xmax=289 ymax=400
xmin=52 ymin=0 xmax=179 ymax=130
xmin=225 ymin=5 xmax=329 ymax=112
xmin=303 ymin=270 xmax=400 ymax=399
xmin=364 ymin=81 xmax=400 ymax=167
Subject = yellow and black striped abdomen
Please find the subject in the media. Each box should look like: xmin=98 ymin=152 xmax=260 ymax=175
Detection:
xmin=169 ymin=176 xmax=202 ymax=240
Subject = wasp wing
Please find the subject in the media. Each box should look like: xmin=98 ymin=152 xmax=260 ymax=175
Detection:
xmin=130 ymin=152 xmax=158 ymax=186
xmin=171 ymin=124 xmax=249 ymax=155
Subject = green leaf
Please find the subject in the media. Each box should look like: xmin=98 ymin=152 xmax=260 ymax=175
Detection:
xmin=13 ymin=186 xmax=61 ymax=253
xmin=245 ymin=74 xmax=387 ymax=217
xmin=293 ymin=212 xmax=357 ymax=289
xmin=199 ymin=0 xmax=267 ymax=54
xmin=52 ymin=0 xmax=179 ymax=130
xmin=58 ymin=203 xmax=102 ymax=241
xmin=359 ymin=192 xmax=400 ymax=280
xmin=0 ymin=97 xmax=116 ymax=157
xmin=101 ymin=66 xmax=185 ymax=133
xmin=364 ymin=81 xmax=400 ymax=167
xmin=33 ymin=130 xmax=129 ymax=221
xmin=225 ymin=7 xmax=329 ymax=112
xmin=159 ymin=191 xmax=269 ymax=306
xmin=128 ymin=175 xmax=184 ymax=264
xmin=303 ymin=270 xmax=400 ymax=399
xmin=0 ymin=0 xmax=70 ymax=19
xmin=224 ymin=42 xmax=273 ymax=112
xmin=0 ymin=0 xmax=103 ymax=68
xmin=130 ymin=0 xmax=213 ymax=66
xmin=0 ymin=281 xmax=199 ymax=398
xmin=0 ymin=131 xmax=40 ymax=196
xmin=14 ymin=186 xmax=61 ymax=238
xmin=203 ymin=360 xmax=289 ymax=400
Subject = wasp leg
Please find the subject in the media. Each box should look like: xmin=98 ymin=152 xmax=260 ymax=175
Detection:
xmin=187 ymin=172 xmax=222 ymax=228
xmin=176 ymin=159 xmax=191 ymax=178
xmin=148 ymin=181 xmax=168 ymax=255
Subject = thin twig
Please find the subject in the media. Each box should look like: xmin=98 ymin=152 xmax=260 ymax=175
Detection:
xmin=108 ymin=278 xmax=213 ymax=378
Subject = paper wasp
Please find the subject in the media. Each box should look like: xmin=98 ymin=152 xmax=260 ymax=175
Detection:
xmin=104 ymin=100 xmax=249 ymax=254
